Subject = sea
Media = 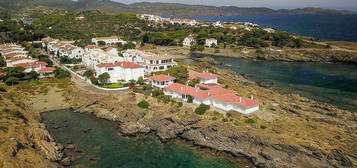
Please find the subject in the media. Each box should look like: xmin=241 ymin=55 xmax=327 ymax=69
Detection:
xmin=165 ymin=14 xmax=357 ymax=42
xmin=42 ymin=109 xmax=246 ymax=168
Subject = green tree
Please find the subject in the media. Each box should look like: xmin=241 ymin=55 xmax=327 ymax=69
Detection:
xmin=5 ymin=77 xmax=19 ymax=85
xmin=83 ymin=69 xmax=94 ymax=78
xmin=97 ymin=41 xmax=106 ymax=46
xmin=28 ymin=71 xmax=39 ymax=80
xmin=195 ymin=104 xmax=210 ymax=115
xmin=0 ymin=54 xmax=6 ymax=67
xmin=123 ymin=42 xmax=136 ymax=50
xmin=98 ymin=72 xmax=110 ymax=84
xmin=138 ymin=100 xmax=150 ymax=109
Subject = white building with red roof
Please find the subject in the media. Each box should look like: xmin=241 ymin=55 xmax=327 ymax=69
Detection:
xmin=122 ymin=49 xmax=177 ymax=75
xmin=169 ymin=18 xmax=198 ymax=26
xmin=164 ymin=72 xmax=260 ymax=114
xmin=13 ymin=61 xmax=48 ymax=73
xmin=95 ymin=61 xmax=144 ymax=83
xmin=189 ymin=72 xmax=219 ymax=84
xmin=38 ymin=67 xmax=57 ymax=78
xmin=149 ymin=74 xmax=176 ymax=89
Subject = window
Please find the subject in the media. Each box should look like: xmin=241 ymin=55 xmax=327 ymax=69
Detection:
xmin=108 ymin=68 xmax=114 ymax=71
xmin=159 ymin=66 xmax=165 ymax=70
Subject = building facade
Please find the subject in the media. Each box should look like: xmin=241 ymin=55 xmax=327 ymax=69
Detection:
xmin=95 ymin=62 xmax=144 ymax=83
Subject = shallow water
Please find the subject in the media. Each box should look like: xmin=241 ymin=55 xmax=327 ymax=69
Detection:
xmin=42 ymin=109 xmax=245 ymax=168
xmin=209 ymin=57 xmax=357 ymax=111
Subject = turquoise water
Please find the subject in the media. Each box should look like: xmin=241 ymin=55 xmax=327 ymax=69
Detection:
xmin=165 ymin=14 xmax=357 ymax=42
xmin=211 ymin=57 xmax=357 ymax=111
xmin=42 ymin=109 xmax=245 ymax=168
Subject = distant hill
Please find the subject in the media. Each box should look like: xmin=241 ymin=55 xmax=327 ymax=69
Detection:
xmin=1 ymin=0 xmax=356 ymax=16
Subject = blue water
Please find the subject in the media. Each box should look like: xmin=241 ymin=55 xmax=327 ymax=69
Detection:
xmin=42 ymin=109 xmax=245 ymax=168
xmin=211 ymin=57 xmax=357 ymax=111
xmin=165 ymin=14 xmax=357 ymax=42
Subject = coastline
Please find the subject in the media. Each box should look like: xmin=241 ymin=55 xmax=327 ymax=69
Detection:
xmin=2 ymin=63 xmax=356 ymax=167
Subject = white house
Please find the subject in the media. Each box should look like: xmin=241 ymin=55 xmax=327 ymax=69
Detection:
xmin=189 ymin=72 xmax=218 ymax=84
xmin=95 ymin=62 xmax=144 ymax=83
xmin=91 ymin=36 xmax=127 ymax=46
xmin=139 ymin=14 xmax=167 ymax=22
xmin=82 ymin=48 xmax=124 ymax=69
xmin=164 ymin=82 xmax=260 ymax=114
xmin=13 ymin=61 xmax=48 ymax=73
xmin=38 ymin=67 xmax=56 ymax=78
xmin=169 ymin=18 xmax=198 ymax=26
xmin=205 ymin=38 xmax=218 ymax=48
xmin=149 ymin=75 xmax=176 ymax=89
xmin=58 ymin=44 xmax=84 ymax=59
xmin=182 ymin=36 xmax=196 ymax=47
xmin=122 ymin=49 xmax=177 ymax=75
xmin=212 ymin=21 xmax=223 ymax=28
xmin=104 ymin=47 xmax=118 ymax=56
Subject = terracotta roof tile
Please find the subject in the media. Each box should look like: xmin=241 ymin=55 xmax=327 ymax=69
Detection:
xmin=38 ymin=67 xmax=56 ymax=72
xmin=14 ymin=61 xmax=48 ymax=68
xmin=96 ymin=61 xmax=143 ymax=69
xmin=189 ymin=72 xmax=219 ymax=80
xmin=149 ymin=75 xmax=175 ymax=81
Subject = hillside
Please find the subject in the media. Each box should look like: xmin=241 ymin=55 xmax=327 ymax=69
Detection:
xmin=1 ymin=0 xmax=356 ymax=16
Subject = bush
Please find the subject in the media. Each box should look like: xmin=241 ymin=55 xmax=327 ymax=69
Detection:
xmin=245 ymin=118 xmax=256 ymax=124
xmin=222 ymin=118 xmax=228 ymax=122
xmin=177 ymin=102 xmax=183 ymax=108
xmin=187 ymin=95 xmax=194 ymax=103
xmin=3 ymin=108 xmax=27 ymax=122
xmin=54 ymin=68 xmax=71 ymax=78
xmin=260 ymin=125 xmax=267 ymax=129
xmin=195 ymin=104 xmax=210 ymax=115
xmin=137 ymin=100 xmax=150 ymax=109
xmin=151 ymin=89 xmax=164 ymax=97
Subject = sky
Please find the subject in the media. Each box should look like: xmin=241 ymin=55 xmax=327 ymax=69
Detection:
xmin=114 ymin=0 xmax=357 ymax=11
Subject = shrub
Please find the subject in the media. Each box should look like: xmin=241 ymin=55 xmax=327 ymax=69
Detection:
xmin=245 ymin=118 xmax=256 ymax=124
xmin=177 ymin=102 xmax=183 ymax=108
xmin=234 ymin=121 xmax=239 ymax=126
xmin=212 ymin=117 xmax=217 ymax=121
xmin=187 ymin=95 xmax=194 ymax=103
xmin=222 ymin=118 xmax=228 ymax=122
xmin=260 ymin=125 xmax=267 ymax=129
xmin=194 ymin=104 xmax=210 ymax=115
xmin=151 ymin=89 xmax=164 ymax=97
xmin=137 ymin=100 xmax=149 ymax=109
xmin=3 ymin=108 xmax=27 ymax=122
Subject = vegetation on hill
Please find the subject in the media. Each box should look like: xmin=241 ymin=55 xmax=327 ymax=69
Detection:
xmin=1 ymin=0 xmax=355 ymax=16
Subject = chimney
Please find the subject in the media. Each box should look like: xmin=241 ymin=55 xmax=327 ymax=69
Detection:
xmin=208 ymin=92 xmax=211 ymax=96
xmin=196 ymin=88 xmax=198 ymax=92
xmin=239 ymin=97 xmax=242 ymax=103
xmin=251 ymin=95 xmax=254 ymax=100
xmin=180 ymin=87 xmax=183 ymax=91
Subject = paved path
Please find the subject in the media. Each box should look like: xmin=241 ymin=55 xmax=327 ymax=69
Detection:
xmin=50 ymin=56 xmax=129 ymax=95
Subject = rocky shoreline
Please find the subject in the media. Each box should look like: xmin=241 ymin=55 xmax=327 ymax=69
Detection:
xmin=66 ymin=66 xmax=356 ymax=167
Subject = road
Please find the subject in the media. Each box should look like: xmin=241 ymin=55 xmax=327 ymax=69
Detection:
xmin=49 ymin=56 xmax=129 ymax=94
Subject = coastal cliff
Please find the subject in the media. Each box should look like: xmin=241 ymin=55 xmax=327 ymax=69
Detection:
xmin=64 ymin=68 xmax=356 ymax=168
xmin=1 ymin=71 xmax=355 ymax=167
xmin=0 ymin=87 xmax=64 ymax=168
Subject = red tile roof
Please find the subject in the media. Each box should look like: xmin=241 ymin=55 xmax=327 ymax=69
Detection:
xmin=164 ymin=83 xmax=211 ymax=99
xmin=96 ymin=61 xmax=143 ymax=69
xmin=38 ymin=67 xmax=56 ymax=72
xmin=149 ymin=75 xmax=175 ymax=81
xmin=189 ymin=72 xmax=219 ymax=80
xmin=210 ymin=94 xmax=261 ymax=108
xmin=165 ymin=83 xmax=260 ymax=108
xmin=196 ymin=83 xmax=224 ymax=90
xmin=14 ymin=61 xmax=48 ymax=68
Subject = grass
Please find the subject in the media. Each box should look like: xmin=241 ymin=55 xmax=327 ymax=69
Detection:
xmin=102 ymin=83 xmax=125 ymax=89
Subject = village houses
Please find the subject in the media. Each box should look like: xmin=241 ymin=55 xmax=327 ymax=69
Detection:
xmin=169 ymin=18 xmax=198 ymax=26
xmin=149 ymin=74 xmax=176 ymax=89
xmin=158 ymin=72 xmax=261 ymax=114
xmin=95 ymin=62 xmax=144 ymax=83
xmin=0 ymin=43 xmax=56 ymax=77
xmin=82 ymin=45 xmax=124 ymax=69
xmin=205 ymin=38 xmax=218 ymax=48
xmin=91 ymin=36 xmax=127 ymax=46
xmin=122 ymin=49 xmax=177 ymax=75
xmin=182 ymin=35 xmax=196 ymax=47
